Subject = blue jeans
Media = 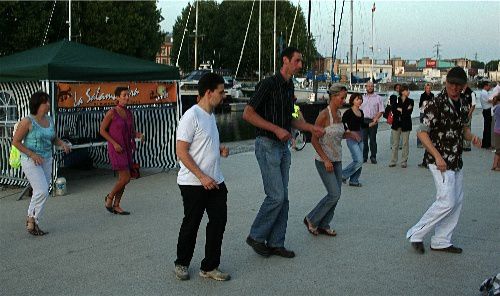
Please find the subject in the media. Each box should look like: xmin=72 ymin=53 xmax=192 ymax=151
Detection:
xmin=249 ymin=136 xmax=291 ymax=248
xmin=342 ymin=138 xmax=363 ymax=184
xmin=307 ymin=160 xmax=342 ymax=229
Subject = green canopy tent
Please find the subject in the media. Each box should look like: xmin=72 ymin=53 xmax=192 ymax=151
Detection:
xmin=0 ymin=39 xmax=179 ymax=81
xmin=0 ymin=40 xmax=181 ymax=187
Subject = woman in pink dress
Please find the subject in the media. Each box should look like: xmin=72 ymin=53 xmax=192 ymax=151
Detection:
xmin=99 ymin=87 xmax=143 ymax=215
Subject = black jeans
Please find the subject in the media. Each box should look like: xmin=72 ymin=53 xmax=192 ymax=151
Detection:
xmin=482 ymin=109 xmax=492 ymax=148
xmin=175 ymin=182 xmax=228 ymax=272
xmin=362 ymin=118 xmax=378 ymax=161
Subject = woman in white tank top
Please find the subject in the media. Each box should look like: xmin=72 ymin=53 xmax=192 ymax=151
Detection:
xmin=304 ymin=84 xmax=357 ymax=236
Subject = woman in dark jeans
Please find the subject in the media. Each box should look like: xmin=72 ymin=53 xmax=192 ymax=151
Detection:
xmin=341 ymin=93 xmax=372 ymax=186
xmin=389 ymin=84 xmax=414 ymax=168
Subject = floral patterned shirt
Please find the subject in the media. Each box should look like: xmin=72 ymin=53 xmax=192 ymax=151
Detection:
xmin=418 ymin=88 xmax=470 ymax=171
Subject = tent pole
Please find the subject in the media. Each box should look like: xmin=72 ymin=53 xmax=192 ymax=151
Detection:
xmin=50 ymin=81 xmax=57 ymax=196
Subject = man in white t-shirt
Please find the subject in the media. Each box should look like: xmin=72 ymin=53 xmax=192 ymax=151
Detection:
xmin=479 ymin=81 xmax=493 ymax=148
xmin=174 ymin=73 xmax=231 ymax=282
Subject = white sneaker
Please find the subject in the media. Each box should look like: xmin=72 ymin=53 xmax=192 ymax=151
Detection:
xmin=199 ymin=268 xmax=231 ymax=281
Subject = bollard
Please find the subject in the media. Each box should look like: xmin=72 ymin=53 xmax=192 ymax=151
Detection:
xmin=55 ymin=177 xmax=67 ymax=196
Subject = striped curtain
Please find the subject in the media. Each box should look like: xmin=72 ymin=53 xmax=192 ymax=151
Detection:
xmin=55 ymin=106 xmax=178 ymax=168
xmin=1 ymin=82 xmax=179 ymax=187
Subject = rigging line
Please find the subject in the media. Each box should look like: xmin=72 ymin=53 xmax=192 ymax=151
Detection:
xmin=176 ymin=2 xmax=193 ymax=68
xmin=333 ymin=0 xmax=345 ymax=62
xmin=42 ymin=1 xmax=57 ymax=46
xmin=331 ymin=0 xmax=337 ymax=76
xmin=235 ymin=0 xmax=256 ymax=80
xmin=288 ymin=0 xmax=299 ymax=46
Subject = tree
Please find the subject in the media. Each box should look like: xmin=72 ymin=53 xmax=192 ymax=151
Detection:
xmin=471 ymin=60 xmax=485 ymax=69
xmin=0 ymin=1 xmax=164 ymax=61
xmin=485 ymin=60 xmax=500 ymax=72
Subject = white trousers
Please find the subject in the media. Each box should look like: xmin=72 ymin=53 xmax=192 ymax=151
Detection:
xmin=21 ymin=157 xmax=53 ymax=224
xmin=406 ymin=164 xmax=464 ymax=249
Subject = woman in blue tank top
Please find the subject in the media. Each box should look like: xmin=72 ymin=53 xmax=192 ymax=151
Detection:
xmin=12 ymin=91 xmax=71 ymax=236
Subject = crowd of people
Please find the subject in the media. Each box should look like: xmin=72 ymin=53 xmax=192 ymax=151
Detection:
xmin=12 ymin=47 xmax=498 ymax=282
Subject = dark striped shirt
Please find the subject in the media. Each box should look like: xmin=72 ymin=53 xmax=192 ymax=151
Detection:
xmin=247 ymin=73 xmax=294 ymax=141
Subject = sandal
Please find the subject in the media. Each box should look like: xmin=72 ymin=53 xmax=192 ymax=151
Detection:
xmin=34 ymin=224 xmax=48 ymax=236
xmin=26 ymin=217 xmax=38 ymax=236
xmin=317 ymin=228 xmax=337 ymax=236
xmin=303 ymin=217 xmax=318 ymax=235
xmin=104 ymin=194 xmax=114 ymax=213
xmin=113 ymin=195 xmax=130 ymax=215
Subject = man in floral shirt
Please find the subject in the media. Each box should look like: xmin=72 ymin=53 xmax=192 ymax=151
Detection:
xmin=406 ymin=67 xmax=482 ymax=254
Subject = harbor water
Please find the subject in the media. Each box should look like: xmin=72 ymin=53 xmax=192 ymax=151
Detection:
xmin=215 ymin=89 xmax=483 ymax=143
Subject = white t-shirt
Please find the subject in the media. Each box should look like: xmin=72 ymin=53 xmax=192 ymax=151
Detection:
xmin=176 ymin=105 xmax=224 ymax=185
xmin=480 ymin=89 xmax=492 ymax=109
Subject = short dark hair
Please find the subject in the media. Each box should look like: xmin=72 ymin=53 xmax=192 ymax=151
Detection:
xmin=114 ymin=86 xmax=129 ymax=97
xmin=29 ymin=91 xmax=50 ymax=115
xmin=399 ymin=84 xmax=409 ymax=95
xmin=393 ymin=83 xmax=401 ymax=91
xmin=349 ymin=93 xmax=363 ymax=106
xmin=479 ymin=81 xmax=490 ymax=89
xmin=493 ymin=94 xmax=500 ymax=106
xmin=198 ymin=73 xmax=225 ymax=97
xmin=280 ymin=47 xmax=301 ymax=64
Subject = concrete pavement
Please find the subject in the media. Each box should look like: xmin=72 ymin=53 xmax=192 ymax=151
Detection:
xmin=0 ymin=113 xmax=498 ymax=295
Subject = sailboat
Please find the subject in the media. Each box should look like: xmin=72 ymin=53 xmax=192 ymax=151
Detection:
xmin=177 ymin=1 xmax=243 ymax=114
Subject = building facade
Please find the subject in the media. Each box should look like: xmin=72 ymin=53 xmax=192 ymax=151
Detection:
xmin=156 ymin=34 xmax=173 ymax=65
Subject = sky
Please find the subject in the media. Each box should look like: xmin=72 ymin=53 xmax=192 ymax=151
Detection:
xmin=158 ymin=0 xmax=500 ymax=63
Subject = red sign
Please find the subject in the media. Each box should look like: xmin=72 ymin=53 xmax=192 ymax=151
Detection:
xmin=57 ymin=82 xmax=177 ymax=108
xmin=426 ymin=59 xmax=437 ymax=68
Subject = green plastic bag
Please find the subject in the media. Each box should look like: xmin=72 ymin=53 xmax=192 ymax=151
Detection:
xmin=9 ymin=121 xmax=21 ymax=169
xmin=9 ymin=145 xmax=21 ymax=168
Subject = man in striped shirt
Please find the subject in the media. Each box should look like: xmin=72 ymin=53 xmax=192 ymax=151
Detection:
xmin=243 ymin=47 xmax=324 ymax=258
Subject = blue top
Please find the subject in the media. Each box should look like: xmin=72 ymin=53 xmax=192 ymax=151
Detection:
xmin=21 ymin=115 xmax=55 ymax=160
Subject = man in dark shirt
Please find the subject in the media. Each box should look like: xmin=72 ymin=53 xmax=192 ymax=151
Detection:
xmin=406 ymin=67 xmax=481 ymax=254
xmin=243 ymin=47 xmax=323 ymax=258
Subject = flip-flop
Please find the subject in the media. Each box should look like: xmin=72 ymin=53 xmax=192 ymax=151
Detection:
xmin=317 ymin=228 xmax=337 ymax=236
xmin=303 ymin=217 xmax=318 ymax=236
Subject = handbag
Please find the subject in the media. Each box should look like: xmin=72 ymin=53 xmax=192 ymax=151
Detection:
xmin=387 ymin=111 xmax=394 ymax=125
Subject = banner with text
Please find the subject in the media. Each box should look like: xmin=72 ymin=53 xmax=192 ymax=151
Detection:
xmin=56 ymin=82 xmax=177 ymax=108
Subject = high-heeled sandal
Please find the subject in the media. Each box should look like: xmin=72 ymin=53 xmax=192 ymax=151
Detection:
xmin=317 ymin=228 xmax=337 ymax=237
xmin=104 ymin=194 xmax=114 ymax=213
xmin=26 ymin=217 xmax=38 ymax=236
xmin=303 ymin=217 xmax=318 ymax=235
xmin=113 ymin=196 xmax=130 ymax=215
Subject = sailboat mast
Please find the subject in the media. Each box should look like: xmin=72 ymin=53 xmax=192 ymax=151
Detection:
xmin=68 ymin=0 xmax=72 ymax=41
xmin=194 ymin=0 xmax=199 ymax=70
xmin=259 ymin=0 xmax=262 ymax=81
xmin=273 ymin=0 xmax=277 ymax=74
xmin=371 ymin=2 xmax=375 ymax=81
xmin=349 ymin=0 xmax=353 ymax=86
